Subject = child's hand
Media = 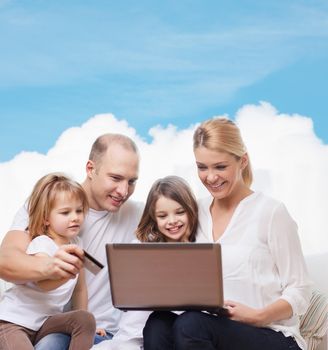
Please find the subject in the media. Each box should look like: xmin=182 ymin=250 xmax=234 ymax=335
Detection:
xmin=96 ymin=328 xmax=107 ymax=337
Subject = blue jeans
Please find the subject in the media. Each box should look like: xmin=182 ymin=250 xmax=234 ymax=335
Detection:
xmin=143 ymin=311 xmax=302 ymax=350
xmin=94 ymin=331 xmax=113 ymax=344
xmin=34 ymin=331 xmax=113 ymax=349
xmin=34 ymin=333 xmax=70 ymax=350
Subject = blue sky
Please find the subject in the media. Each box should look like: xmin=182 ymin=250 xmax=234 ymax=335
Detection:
xmin=1 ymin=0 xmax=328 ymax=162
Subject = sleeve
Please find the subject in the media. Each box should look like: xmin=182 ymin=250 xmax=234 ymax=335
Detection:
xmin=26 ymin=235 xmax=58 ymax=257
xmin=10 ymin=202 xmax=29 ymax=231
xmin=268 ymin=202 xmax=313 ymax=316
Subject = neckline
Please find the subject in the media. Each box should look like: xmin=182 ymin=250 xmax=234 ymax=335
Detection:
xmin=88 ymin=208 xmax=111 ymax=216
xmin=209 ymin=191 xmax=259 ymax=242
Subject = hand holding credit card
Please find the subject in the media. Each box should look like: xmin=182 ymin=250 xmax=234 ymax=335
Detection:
xmin=83 ymin=250 xmax=104 ymax=275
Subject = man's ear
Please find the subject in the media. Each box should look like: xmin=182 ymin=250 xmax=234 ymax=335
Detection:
xmin=86 ymin=160 xmax=96 ymax=179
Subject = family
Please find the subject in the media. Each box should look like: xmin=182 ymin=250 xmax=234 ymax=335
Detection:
xmin=0 ymin=117 xmax=312 ymax=350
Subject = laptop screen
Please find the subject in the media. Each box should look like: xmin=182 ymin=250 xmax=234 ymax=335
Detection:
xmin=106 ymin=242 xmax=224 ymax=312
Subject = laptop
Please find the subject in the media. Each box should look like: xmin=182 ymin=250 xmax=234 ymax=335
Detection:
xmin=105 ymin=242 xmax=224 ymax=313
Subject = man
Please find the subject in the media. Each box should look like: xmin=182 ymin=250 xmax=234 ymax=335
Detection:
xmin=0 ymin=133 xmax=144 ymax=349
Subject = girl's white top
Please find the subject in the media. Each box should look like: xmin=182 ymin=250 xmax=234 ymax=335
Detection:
xmin=0 ymin=235 xmax=79 ymax=331
xmin=196 ymin=191 xmax=312 ymax=350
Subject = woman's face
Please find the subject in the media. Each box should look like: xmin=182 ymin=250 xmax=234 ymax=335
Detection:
xmin=154 ymin=195 xmax=190 ymax=242
xmin=194 ymin=146 xmax=247 ymax=200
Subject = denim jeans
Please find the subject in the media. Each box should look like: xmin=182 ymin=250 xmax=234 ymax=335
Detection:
xmin=94 ymin=331 xmax=114 ymax=344
xmin=34 ymin=333 xmax=70 ymax=350
xmin=143 ymin=311 xmax=302 ymax=350
xmin=34 ymin=330 xmax=113 ymax=349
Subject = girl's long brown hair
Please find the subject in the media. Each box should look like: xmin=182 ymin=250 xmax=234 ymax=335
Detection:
xmin=136 ymin=176 xmax=198 ymax=242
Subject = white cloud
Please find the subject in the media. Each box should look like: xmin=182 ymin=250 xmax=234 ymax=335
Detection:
xmin=236 ymin=102 xmax=328 ymax=254
xmin=0 ymin=103 xmax=327 ymax=254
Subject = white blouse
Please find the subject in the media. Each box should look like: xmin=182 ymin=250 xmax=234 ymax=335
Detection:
xmin=196 ymin=192 xmax=312 ymax=350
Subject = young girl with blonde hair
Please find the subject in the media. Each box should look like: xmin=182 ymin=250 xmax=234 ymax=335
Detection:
xmin=0 ymin=173 xmax=96 ymax=350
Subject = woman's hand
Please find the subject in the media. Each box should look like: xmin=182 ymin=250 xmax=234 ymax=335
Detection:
xmin=224 ymin=300 xmax=265 ymax=327
xmin=224 ymin=298 xmax=293 ymax=327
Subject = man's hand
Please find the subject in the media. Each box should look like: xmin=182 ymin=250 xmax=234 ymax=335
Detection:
xmin=0 ymin=231 xmax=85 ymax=283
xmin=44 ymin=244 xmax=84 ymax=280
xmin=34 ymin=245 xmax=85 ymax=291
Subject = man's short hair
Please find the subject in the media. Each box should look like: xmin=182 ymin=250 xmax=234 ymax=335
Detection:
xmin=89 ymin=134 xmax=138 ymax=166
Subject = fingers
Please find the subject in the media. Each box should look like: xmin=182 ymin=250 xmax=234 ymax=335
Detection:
xmin=223 ymin=300 xmax=238 ymax=318
xmin=96 ymin=328 xmax=107 ymax=337
xmin=46 ymin=245 xmax=85 ymax=280
xmin=224 ymin=300 xmax=236 ymax=306
xmin=59 ymin=244 xmax=84 ymax=260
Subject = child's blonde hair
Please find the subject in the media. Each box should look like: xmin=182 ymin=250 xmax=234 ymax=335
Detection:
xmin=136 ymin=176 xmax=198 ymax=242
xmin=28 ymin=173 xmax=88 ymax=239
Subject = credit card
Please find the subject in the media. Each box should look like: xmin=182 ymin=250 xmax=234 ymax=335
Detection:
xmin=83 ymin=250 xmax=104 ymax=275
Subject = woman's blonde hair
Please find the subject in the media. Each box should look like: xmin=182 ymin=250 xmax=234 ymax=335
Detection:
xmin=193 ymin=117 xmax=253 ymax=187
xmin=28 ymin=173 xmax=89 ymax=239
xmin=136 ymin=176 xmax=198 ymax=242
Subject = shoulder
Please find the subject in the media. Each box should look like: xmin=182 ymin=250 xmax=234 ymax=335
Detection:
xmin=196 ymin=196 xmax=213 ymax=222
xmin=254 ymin=193 xmax=297 ymax=231
xmin=197 ymin=196 xmax=212 ymax=210
xmin=250 ymin=192 xmax=285 ymax=213
xmin=10 ymin=202 xmax=29 ymax=231
xmin=119 ymin=200 xmax=144 ymax=216
xmin=26 ymin=235 xmax=58 ymax=256
xmin=29 ymin=235 xmax=54 ymax=246
xmin=110 ymin=200 xmax=145 ymax=232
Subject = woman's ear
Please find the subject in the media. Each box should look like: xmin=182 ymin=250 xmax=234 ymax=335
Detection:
xmin=241 ymin=153 xmax=249 ymax=170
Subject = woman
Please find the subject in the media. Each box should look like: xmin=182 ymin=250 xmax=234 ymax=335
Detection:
xmin=143 ymin=117 xmax=312 ymax=350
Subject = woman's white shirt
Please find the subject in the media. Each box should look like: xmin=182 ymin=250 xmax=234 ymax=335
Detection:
xmin=196 ymin=191 xmax=312 ymax=350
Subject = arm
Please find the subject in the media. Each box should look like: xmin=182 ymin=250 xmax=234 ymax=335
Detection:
xmin=0 ymin=230 xmax=42 ymax=282
xmin=224 ymin=298 xmax=293 ymax=327
xmin=0 ymin=230 xmax=84 ymax=283
xmin=71 ymin=269 xmax=106 ymax=335
xmin=224 ymin=202 xmax=312 ymax=327
xmin=268 ymin=203 xmax=312 ymax=316
xmin=71 ymin=268 xmax=88 ymax=310
xmin=34 ymin=252 xmax=71 ymax=291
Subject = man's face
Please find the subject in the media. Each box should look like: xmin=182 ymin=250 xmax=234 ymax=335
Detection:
xmin=87 ymin=143 xmax=139 ymax=212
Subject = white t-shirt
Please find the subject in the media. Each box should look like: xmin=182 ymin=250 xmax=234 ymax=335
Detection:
xmin=196 ymin=192 xmax=312 ymax=350
xmin=10 ymin=200 xmax=144 ymax=333
xmin=0 ymin=235 xmax=79 ymax=331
